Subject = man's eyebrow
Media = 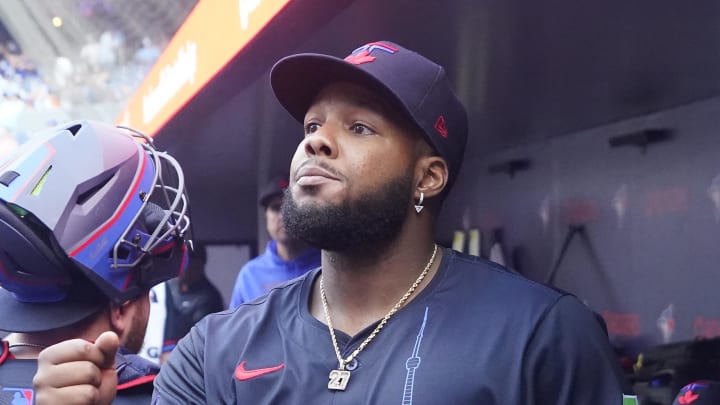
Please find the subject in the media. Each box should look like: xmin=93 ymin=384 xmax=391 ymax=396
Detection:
xmin=308 ymin=85 xmax=408 ymax=127
xmin=344 ymin=91 xmax=397 ymax=118
xmin=347 ymin=91 xmax=424 ymax=138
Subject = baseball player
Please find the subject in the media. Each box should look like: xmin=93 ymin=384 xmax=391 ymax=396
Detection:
xmin=34 ymin=42 xmax=634 ymax=404
xmin=0 ymin=121 xmax=191 ymax=404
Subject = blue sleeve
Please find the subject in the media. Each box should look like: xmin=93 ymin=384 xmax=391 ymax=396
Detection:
xmin=228 ymin=269 xmax=247 ymax=309
xmin=152 ymin=320 xmax=207 ymax=403
xmin=522 ymin=295 xmax=633 ymax=404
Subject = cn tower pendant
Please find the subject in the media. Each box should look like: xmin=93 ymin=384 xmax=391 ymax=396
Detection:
xmin=328 ymin=366 xmax=351 ymax=390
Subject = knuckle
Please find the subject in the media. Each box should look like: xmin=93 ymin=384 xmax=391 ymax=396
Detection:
xmin=78 ymin=362 xmax=102 ymax=384
xmin=78 ymin=385 xmax=100 ymax=403
xmin=32 ymin=372 xmax=47 ymax=388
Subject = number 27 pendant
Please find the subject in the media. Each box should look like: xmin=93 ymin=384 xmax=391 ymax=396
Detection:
xmin=328 ymin=369 xmax=351 ymax=391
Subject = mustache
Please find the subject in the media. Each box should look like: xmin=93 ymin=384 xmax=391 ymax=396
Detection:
xmin=294 ymin=158 xmax=345 ymax=180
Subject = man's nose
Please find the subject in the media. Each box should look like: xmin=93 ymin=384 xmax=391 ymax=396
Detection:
xmin=303 ymin=127 xmax=337 ymax=158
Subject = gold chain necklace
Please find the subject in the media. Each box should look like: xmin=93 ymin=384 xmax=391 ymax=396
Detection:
xmin=320 ymin=244 xmax=438 ymax=391
xmin=9 ymin=342 xmax=49 ymax=351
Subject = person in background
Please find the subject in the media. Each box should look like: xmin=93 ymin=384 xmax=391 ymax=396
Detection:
xmin=227 ymin=174 xmax=320 ymax=308
xmin=160 ymin=243 xmax=224 ymax=363
xmin=136 ymin=281 xmax=168 ymax=364
xmin=0 ymin=120 xmax=191 ymax=404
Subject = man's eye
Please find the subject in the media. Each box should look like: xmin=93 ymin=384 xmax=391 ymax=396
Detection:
xmin=304 ymin=123 xmax=320 ymax=134
xmin=350 ymin=123 xmax=373 ymax=135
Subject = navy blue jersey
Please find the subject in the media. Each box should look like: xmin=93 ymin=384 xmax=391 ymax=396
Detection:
xmin=154 ymin=248 xmax=632 ymax=404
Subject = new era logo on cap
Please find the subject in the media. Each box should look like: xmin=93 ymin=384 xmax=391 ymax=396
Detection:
xmin=434 ymin=116 xmax=448 ymax=138
xmin=677 ymin=390 xmax=700 ymax=404
xmin=673 ymin=381 xmax=720 ymax=405
xmin=344 ymin=42 xmax=398 ymax=65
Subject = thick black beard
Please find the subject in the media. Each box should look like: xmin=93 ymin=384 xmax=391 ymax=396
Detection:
xmin=282 ymin=172 xmax=413 ymax=252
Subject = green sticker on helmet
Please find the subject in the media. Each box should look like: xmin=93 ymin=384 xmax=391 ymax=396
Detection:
xmin=623 ymin=394 xmax=639 ymax=405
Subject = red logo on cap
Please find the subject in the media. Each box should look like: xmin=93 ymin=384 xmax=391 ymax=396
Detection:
xmin=434 ymin=116 xmax=448 ymax=138
xmin=344 ymin=42 xmax=399 ymax=65
xmin=678 ymin=390 xmax=700 ymax=404
xmin=345 ymin=50 xmax=376 ymax=65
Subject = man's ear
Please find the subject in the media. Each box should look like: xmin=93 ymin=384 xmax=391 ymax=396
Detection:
xmin=109 ymin=300 xmax=134 ymax=335
xmin=414 ymin=155 xmax=448 ymax=199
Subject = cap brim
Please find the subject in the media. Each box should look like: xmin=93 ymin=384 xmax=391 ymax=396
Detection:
xmin=0 ymin=287 xmax=103 ymax=332
xmin=270 ymin=53 xmax=411 ymax=126
xmin=259 ymin=190 xmax=283 ymax=207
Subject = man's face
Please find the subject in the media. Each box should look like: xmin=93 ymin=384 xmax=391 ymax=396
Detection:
xmin=282 ymin=82 xmax=419 ymax=251
xmin=264 ymin=195 xmax=288 ymax=243
xmin=120 ymin=293 xmax=150 ymax=354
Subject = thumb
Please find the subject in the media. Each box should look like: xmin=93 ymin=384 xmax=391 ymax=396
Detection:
xmin=95 ymin=331 xmax=119 ymax=369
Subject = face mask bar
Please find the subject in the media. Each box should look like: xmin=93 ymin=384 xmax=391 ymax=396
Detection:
xmin=111 ymin=125 xmax=191 ymax=270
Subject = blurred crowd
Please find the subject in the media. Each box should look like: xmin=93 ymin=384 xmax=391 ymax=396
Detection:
xmin=55 ymin=29 xmax=165 ymax=107
xmin=0 ymin=0 xmax=198 ymax=161
xmin=0 ymin=40 xmax=64 ymax=158
xmin=0 ymin=31 xmax=168 ymax=161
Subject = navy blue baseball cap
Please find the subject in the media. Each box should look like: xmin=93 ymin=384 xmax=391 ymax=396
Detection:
xmin=259 ymin=174 xmax=289 ymax=207
xmin=673 ymin=381 xmax=720 ymax=405
xmin=270 ymin=41 xmax=469 ymax=190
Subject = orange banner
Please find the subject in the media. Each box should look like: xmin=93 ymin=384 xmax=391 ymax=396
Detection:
xmin=116 ymin=0 xmax=293 ymax=136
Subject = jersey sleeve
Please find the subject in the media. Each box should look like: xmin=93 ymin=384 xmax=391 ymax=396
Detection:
xmin=152 ymin=319 xmax=208 ymax=403
xmin=522 ymin=295 xmax=633 ymax=404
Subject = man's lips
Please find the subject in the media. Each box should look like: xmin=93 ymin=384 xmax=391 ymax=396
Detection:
xmin=295 ymin=164 xmax=340 ymax=186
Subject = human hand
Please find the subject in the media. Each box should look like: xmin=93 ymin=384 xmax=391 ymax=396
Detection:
xmin=34 ymin=331 xmax=119 ymax=405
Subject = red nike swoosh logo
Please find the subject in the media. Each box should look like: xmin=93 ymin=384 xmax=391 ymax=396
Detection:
xmin=234 ymin=361 xmax=285 ymax=381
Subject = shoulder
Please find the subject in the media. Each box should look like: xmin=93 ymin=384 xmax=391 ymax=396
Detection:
xmin=115 ymin=350 xmax=160 ymax=394
xmin=239 ymin=251 xmax=275 ymax=273
xmin=158 ymin=270 xmax=314 ymax=396
xmin=443 ymin=248 xmax=569 ymax=305
xmin=432 ymin=249 xmax=594 ymax=339
xmin=204 ymin=269 xmax=314 ymax=334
